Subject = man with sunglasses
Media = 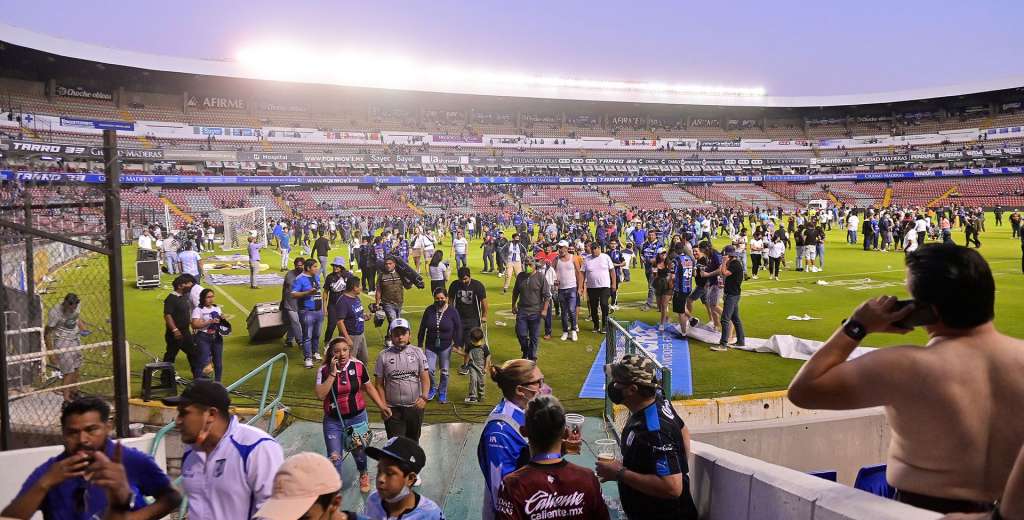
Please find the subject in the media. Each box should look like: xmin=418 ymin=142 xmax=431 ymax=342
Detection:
xmin=596 ymin=355 xmax=697 ymax=520
xmin=3 ymin=397 xmax=181 ymax=520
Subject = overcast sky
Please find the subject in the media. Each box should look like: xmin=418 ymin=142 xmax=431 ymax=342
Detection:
xmin=4 ymin=0 xmax=1023 ymax=97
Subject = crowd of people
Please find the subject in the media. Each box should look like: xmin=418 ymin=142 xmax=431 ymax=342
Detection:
xmin=7 ymin=191 xmax=1024 ymax=520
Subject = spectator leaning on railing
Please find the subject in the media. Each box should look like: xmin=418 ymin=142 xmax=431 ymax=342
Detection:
xmin=788 ymin=243 xmax=1024 ymax=515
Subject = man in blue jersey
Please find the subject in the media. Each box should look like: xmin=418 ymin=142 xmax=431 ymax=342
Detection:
xmin=640 ymin=230 xmax=663 ymax=310
xmin=670 ymin=243 xmax=696 ymax=337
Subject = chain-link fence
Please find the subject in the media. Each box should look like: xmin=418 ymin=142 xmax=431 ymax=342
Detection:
xmin=603 ymin=319 xmax=673 ymax=437
xmin=0 ymin=182 xmax=124 ymax=448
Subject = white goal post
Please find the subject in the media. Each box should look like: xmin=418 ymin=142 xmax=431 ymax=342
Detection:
xmin=219 ymin=207 xmax=268 ymax=251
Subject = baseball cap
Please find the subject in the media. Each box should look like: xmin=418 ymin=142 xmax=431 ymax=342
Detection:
xmin=252 ymin=452 xmax=341 ymax=520
xmin=366 ymin=436 xmax=426 ymax=474
xmin=608 ymin=354 xmax=659 ymax=388
xmin=557 ymin=240 xmax=569 ymax=247
xmin=331 ymin=256 xmax=346 ymax=267
xmin=161 ymin=379 xmax=231 ymax=411
xmin=722 ymin=245 xmax=737 ymax=256
xmin=389 ymin=318 xmax=411 ymax=332
xmin=63 ymin=293 xmax=80 ymax=305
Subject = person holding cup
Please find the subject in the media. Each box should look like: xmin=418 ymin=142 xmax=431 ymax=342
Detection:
xmin=495 ymin=395 xmax=609 ymax=520
xmin=477 ymin=359 xmax=549 ymax=520
xmin=596 ymin=354 xmax=697 ymax=520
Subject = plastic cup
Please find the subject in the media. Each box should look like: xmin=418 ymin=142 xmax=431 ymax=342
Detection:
xmin=564 ymin=413 xmax=585 ymax=455
xmin=595 ymin=438 xmax=618 ymax=461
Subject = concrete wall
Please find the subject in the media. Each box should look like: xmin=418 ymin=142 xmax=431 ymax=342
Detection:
xmin=691 ymin=407 xmax=891 ymax=485
xmin=689 ymin=441 xmax=940 ymax=520
xmin=0 ymin=433 xmax=165 ymax=520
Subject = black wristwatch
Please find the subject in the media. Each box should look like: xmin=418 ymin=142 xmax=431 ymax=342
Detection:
xmin=841 ymin=318 xmax=868 ymax=341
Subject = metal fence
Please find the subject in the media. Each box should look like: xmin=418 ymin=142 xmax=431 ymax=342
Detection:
xmin=0 ymin=131 xmax=129 ymax=449
xmin=603 ymin=318 xmax=672 ymax=435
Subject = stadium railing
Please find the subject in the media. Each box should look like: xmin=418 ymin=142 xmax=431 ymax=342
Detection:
xmin=148 ymin=352 xmax=289 ymax=516
xmin=603 ymin=318 xmax=672 ymax=436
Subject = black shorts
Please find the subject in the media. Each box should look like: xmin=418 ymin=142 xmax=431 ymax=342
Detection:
xmin=672 ymin=292 xmax=690 ymax=314
xmin=687 ymin=285 xmax=706 ymax=303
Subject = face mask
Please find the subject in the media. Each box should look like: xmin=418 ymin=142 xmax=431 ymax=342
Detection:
xmin=435 ymin=301 xmax=446 ymax=308
xmin=606 ymin=382 xmax=626 ymax=405
xmin=383 ymin=483 xmax=413 ymax=504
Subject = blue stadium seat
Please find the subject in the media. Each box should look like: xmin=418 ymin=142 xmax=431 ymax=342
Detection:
xmin=809 ymin=470 xmax=837 ymax=482
xmin=853 ymin=464 xmax=895 ymax=499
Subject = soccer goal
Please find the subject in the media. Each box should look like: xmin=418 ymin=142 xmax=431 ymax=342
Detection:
xmin=219 ymin=207 xmax=268 ymax=251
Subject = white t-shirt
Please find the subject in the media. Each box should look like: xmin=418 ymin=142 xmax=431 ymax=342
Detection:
xmin=138 ymin=234 xmax=154 ymax=250
xmin=206 ymin=227 xmax=215 ymax=239
xmin=179 ymin=250 xmax=201 ymax=276
xmin=915 ymin=218 xmax=929 ymax=232
xmin=904 ymin=228 xmax=919 ymax=252
xmin=191 ymin=304 xmax=223 ymax=334
xmin=583 ymin=253 xmax=614 ymax=288
xmin=554 ymin=257 xmax=579 ymax=290
xmin=749 ymin=238 xmax=764 ymax=253
xmin=768 ymin=240 xmax=786 ymax=258
xmin=847 ymin=215 xmax=859 ymax=231
xmin=428 ymin=262 xmax=449 ymax=282
xmin=189 ymin=284 xmax=205 ymax=310
xmin=453 ymin=237 xmax=469 ymax=255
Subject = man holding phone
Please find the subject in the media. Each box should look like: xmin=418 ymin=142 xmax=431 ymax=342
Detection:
xmin=788 ymin=243 xmax=1024 ymax=515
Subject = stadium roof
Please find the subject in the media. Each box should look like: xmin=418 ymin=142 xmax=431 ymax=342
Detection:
xmin=2 ymin=21 xmax=1023 ymax=109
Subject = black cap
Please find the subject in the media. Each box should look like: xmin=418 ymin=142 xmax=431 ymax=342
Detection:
xmin=161 ymin=379 xmax=231 ymax=412
xmin=63 ymin=293 xmax=80 ymax=305
xmin=366 ymin=436 xmax=426 ymax=473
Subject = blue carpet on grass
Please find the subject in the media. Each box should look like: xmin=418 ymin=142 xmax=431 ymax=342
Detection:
xmin=579 ymin=321 xmax=694 ymax=398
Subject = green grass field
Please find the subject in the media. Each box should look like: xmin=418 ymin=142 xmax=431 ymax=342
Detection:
xmin=41 ymin=217 xmax=1024 ymax=424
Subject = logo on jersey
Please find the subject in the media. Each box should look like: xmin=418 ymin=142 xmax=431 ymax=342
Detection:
xmin=661 ymin=401 xmax=675 ymax=419
xmin=213 ymin=458 xmax=226 ymax=477
xmin=523 ymin=490 xmax=586 ymax=516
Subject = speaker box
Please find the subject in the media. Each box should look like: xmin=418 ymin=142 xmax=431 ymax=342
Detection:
xmin=137 ymin=248 xmax=158 ymax=261
xmin=136 ymin=260 xmax=161 ymax=289
xmin=247 ymin=302 xmax=287 ymax=342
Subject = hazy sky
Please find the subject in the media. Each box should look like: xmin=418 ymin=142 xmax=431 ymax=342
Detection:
xmin=4 ymin=0 xmax=1023 ymax=97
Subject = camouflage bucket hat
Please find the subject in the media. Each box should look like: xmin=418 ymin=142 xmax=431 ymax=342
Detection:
xmin=607 ymin=354 xmax=659 ymax=388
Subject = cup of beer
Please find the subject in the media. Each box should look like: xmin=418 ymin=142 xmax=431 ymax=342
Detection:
xmin=564 ymin=414 xmax=585 ymax=455
xmin=595 ymin=438 xmax=618 ymax=462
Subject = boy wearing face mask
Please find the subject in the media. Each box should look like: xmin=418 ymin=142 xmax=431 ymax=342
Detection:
xmin=365 ymin=437 xmax=444 ymax=520
xmin=162 ymin=380 xmax=285 ymax=520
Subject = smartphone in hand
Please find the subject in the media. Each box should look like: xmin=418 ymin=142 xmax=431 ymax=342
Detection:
xmin=893 ymin=299 xmax=938 ymax=329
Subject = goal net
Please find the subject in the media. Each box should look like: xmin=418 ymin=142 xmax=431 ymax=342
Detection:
xmin=219 ymin=207 xmax=268 ymax=251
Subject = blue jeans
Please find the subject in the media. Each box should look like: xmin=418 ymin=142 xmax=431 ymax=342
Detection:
xmin=285 ymin=308 xmax=303 ymax=345
xmin=165 ymin=252 xmax=179 ymax=275
xmin=543 ymin=304 xmax=553 ymax=336
xmin=558 ymin=289 xmax=579 ymax=333
xmin=848 ymin=230 xmax=857 ymax=244
xmin=194 ymin=332 xmax=223 ymax=381
xmin=516 ymin=313 xmax=542 ymax=360
xmin=455 ymin=253 xmax=468 ymax=270
xmin=382 ymin=302 xmax=402 ymax=326
xmin=815 ymin=244 xmax=825 ymax=267
xmin=720 ymin=294 xmax=745 ymax=346
xmin=300 ymin=308 xmax=324 ymax=360
xmin=425 ymin=347 xmax=451 ymax=399
xmin=323 ymin=410 xmax=368 ymax=474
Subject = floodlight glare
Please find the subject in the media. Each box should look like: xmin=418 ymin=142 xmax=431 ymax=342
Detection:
xmin=235 ymin=43 xmax=766 ymax=99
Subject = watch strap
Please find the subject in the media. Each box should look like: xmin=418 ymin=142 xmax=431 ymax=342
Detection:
xmin=842 ymin=319 xmax=867 ymax=341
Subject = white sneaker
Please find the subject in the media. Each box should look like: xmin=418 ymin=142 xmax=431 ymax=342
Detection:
xmin=751 ymin=275 xmax=758 ymax=279
xmin=304 ymin=358 xmax=313 ymax=369
xmin=570 ymin=330 xmax=578 ymax=341
xmin=561 ymin=332 xmax=569 ymax=341
xmin=313 ymin=352 xmax=322 ymax=361
xmin=368 ymin=291 xmax=376 ymax=296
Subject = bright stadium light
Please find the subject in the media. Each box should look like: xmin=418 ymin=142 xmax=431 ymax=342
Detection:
xmin=234 ymin=43 xmax=766 ymax=98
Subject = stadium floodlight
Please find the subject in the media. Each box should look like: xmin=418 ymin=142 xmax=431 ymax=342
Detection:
xmin=235 ymin=44 xmax=766 ymax=99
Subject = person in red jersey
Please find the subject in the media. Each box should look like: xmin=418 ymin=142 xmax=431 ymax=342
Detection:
xmin=495 ymin=395 xmax=610 ymax=520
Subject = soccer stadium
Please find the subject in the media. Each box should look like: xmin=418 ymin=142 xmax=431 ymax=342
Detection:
xmin=1 ymin=5 xmax=1024 ymax=520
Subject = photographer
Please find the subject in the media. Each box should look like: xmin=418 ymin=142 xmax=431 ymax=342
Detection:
xmin=788 ymin=243 xmax=1024 ymax=515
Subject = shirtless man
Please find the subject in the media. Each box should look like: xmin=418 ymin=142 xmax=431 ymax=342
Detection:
xmin=788 ymin=243 xmax=1024 ymax=515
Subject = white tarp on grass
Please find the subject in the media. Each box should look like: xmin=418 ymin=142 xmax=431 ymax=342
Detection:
xmin=684 ymin=323 xmax=877 ymax=361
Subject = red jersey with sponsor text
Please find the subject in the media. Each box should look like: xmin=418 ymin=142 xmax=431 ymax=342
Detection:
xmin=495 ymin=460 xmax=610 ymax=520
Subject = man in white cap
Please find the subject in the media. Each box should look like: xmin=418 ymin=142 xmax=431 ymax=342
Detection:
xmin=253 ymin=452 xmax=367 ymax=520
xmin=374 ymin=318 xmax=430 ymax=443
